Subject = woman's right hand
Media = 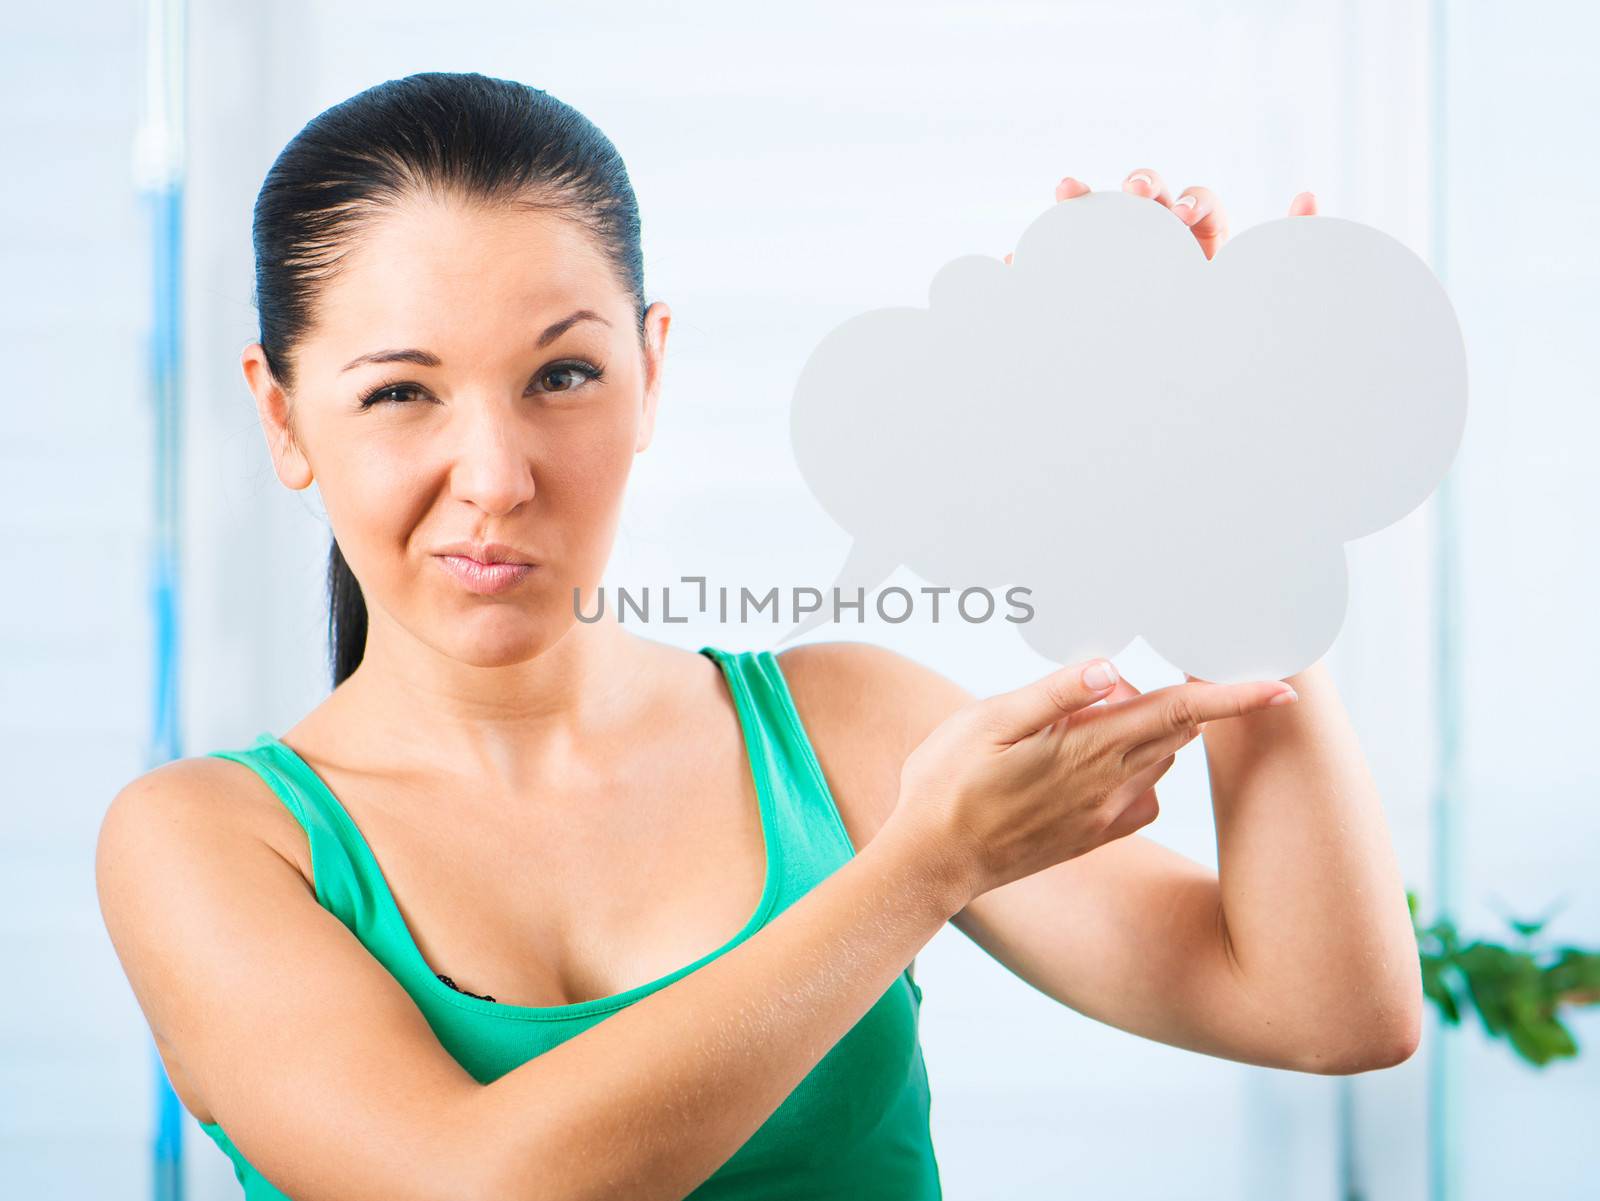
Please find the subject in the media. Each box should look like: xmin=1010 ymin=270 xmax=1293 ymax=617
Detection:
xmin=887 ymin=658 xmax=1297 ymax=905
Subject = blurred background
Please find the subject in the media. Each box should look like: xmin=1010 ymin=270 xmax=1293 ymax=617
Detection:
xmin=4 ymin=0 xmax=1597 ymax=1197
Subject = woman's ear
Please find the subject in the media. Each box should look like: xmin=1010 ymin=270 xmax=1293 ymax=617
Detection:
xmin=635 ymin=300 xmax=671 ymax=454
xmin=241 ymin=343 xmax=314 ymax=489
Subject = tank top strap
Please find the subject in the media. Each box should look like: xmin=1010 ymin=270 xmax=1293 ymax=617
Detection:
xmin=698 ymin=646 xmax=859 ymax=909
xmin=206 ymin=737 xmax=406 ymax=958
xmin=207 ymin=649 xmax=861 ymax=959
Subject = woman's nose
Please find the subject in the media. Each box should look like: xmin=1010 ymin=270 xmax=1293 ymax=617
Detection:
xmin=447 ymin=403 xmax=538 ymax=516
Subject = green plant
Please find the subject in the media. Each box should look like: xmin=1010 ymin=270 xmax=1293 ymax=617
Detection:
xmin=1410 ymin=890 xmax=1600 ymax=1067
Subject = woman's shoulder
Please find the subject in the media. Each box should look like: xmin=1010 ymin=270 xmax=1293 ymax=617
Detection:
xmin=98 ymin=751 xmax=317 ymax=896
xmin=771 ymin=641 xmax=975 ymax=844
xmin=773 ymin=640 xmax=974 ymax=729
xmin=94 ymin=755 xmax=327 ymax=1131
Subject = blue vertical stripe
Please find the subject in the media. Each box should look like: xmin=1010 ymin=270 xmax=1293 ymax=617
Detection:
xmin=140 ymin=0 xmax=188 ymax=1195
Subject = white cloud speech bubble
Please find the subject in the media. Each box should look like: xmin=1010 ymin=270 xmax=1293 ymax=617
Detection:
xmin=783 ymin=189 xmax=1467 ymax=683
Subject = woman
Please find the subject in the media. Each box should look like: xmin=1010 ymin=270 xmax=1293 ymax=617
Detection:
xmin=96 ymin=72 xmax=1422 ymax=1201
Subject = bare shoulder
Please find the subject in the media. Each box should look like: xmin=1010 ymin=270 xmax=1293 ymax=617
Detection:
xmin=95 ymin=757 xmax=489 ymax=1192
xmin=96 ymin=756 xmax=315 ymax=929
xmin=774 ymin=641 xmax=976 ymax=848
xmin=97 ymin=761 xmax=318 ymax=985
xmin=93 ymin=757 xmax=321 ymax=1113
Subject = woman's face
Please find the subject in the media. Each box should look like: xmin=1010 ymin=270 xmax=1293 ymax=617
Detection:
xmin=242 ymin=194 xmax=669 ymax=669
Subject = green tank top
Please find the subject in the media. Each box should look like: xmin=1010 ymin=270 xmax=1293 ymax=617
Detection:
xmin=196 ymin=646 xmax=941 ymax=1199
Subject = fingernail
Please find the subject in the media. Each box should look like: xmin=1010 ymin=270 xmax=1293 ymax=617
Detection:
xmin=1083 ymin=661 xmax=1118 ymax=691
xmin=1126 ymin=173 xmax=1152 ymax=193
xmin=1267 ymin=687 xmax=1299 ymax=707
xmin=1173 ymin=194 xmax=1198 ymax=223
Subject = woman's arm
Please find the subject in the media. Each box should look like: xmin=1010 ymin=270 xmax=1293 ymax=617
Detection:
xmin=1196 ymin=658 xmax=1423 ymax=1059
xmin=97 ymin=757 xmax=965 ymax=1201
xmin=780 ymin=642 xmax=1420 ymax=1073
xmin=471 ymin=803 xmax=953 ymax=1199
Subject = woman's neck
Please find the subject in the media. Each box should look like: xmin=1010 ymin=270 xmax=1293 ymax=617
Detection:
xmin=311 ymin=612 xmax=672 ymax=796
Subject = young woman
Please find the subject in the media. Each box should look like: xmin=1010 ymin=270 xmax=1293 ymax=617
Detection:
xmin=96 ymin=72 xmax=1422 ymax=1201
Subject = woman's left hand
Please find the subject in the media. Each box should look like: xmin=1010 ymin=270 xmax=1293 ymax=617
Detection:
xmin=1004 ymin=168 xmax=1318 ymax=263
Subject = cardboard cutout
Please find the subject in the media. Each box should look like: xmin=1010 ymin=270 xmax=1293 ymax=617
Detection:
xmin=785 ymin=190 xmax=1467 ymax=683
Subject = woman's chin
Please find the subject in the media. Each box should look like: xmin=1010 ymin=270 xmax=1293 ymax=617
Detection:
xmin=433 ymin=609 xmax=554 ymax=667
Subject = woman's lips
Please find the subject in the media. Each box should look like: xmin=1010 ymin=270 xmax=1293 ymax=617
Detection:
xmin=434 ymin=554 xmax=536 ymax=595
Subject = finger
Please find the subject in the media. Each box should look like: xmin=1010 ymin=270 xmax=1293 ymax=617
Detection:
xmin=1103 ymin=675 xmax=1143 ymax=704
xmin=1010 ymin=176 xmax=1094 ymax=264
xmin=1289 ymin=190 xmax=1318 ymax=216
xmin=1085 ymin=677 xmax=1298 ymax=752
xmin=1055 ymin=176 xmax=1091 ymax=202
xmin=1100 ymin=776 xmax=1166 ymax=842
xmin=1009 ymin=177 xmax=1093 ymax=266
xmin=1180 ymin=672 xmax=1215 ymax=727
xmin=1128 ymin=756 xmax=1175 ymax=798
xmin=1172 ymin=186 xmax=1229 ymax=260
xmin=1039 ymin=668 xmax=1143 ymax=743
xmin=1063 ymin=672 xmax=1141 ymax=719
xmin=978 ymin=658 xmax=1121 ymax=743
xmin=1120 ymin=759 xmax=1173 ymax=806
xmin=1122 ymin=720 xmax=1203 ymax=775
xmin=1123 ymin=167 xmax=1173 ymax=208
xmin=1110 ymin=752 xmax=1175 ymax=813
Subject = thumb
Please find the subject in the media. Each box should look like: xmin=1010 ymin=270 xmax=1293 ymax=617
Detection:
xmin=976 ymin=658 xmax=1120 ymax=744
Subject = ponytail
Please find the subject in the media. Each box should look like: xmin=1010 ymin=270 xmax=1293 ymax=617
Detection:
xmin=327 ymin=539 xmax=369 ymax=688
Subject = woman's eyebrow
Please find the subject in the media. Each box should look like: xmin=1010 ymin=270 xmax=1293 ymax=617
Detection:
xmin=340 ymin=347 xmax=441 ymax=372
xmin=339 ymin=310 xmax=612 ymax=373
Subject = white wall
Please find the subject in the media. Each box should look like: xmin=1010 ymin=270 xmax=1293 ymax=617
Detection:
xmin=1 ymin=4 xmax=160 ymax=1195
xmin=1432 ymin=4 xmax=1600 ymax=1196
xmin=4 ymin=0 xmax=1595 ymax=1197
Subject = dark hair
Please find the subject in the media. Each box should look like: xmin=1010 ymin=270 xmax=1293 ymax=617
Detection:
xmin=250 ymin=72 xmax=648 ymax=688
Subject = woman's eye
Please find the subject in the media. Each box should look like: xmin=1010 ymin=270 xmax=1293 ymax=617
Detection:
xmin=359 ymin=383 xmax=426 ymax=408
xmin=358 ymin=362 xmax=603 ymax=409
xmin=539 ymin=362 xmax=604 ymax=393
